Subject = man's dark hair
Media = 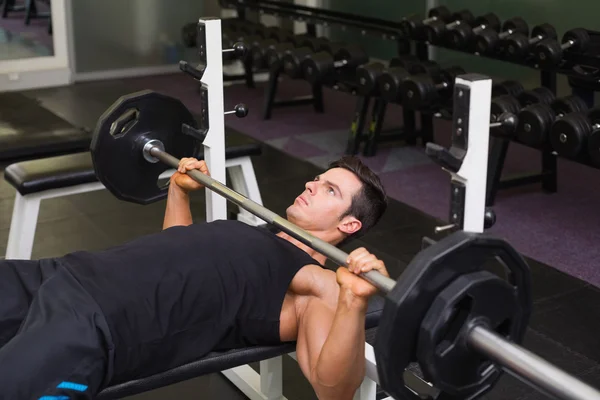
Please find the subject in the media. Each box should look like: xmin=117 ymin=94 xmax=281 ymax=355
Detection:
xmin=327 ymin=156 xmax=387 ymax=244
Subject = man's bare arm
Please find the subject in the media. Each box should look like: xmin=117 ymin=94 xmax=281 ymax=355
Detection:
xmin=296 ymin=293 xmax=367 ymax=400
xmin=162 ymin=182 xmax=194 ymax=229
xmin=163 ymin=158 xmax=209 ymax=230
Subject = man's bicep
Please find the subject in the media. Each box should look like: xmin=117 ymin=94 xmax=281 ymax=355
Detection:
xmin=295 ymin=298 xmax=336 ymax=383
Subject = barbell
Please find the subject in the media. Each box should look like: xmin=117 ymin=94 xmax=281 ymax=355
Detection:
xmin=90 ymin=90 xmax=600 ymax=400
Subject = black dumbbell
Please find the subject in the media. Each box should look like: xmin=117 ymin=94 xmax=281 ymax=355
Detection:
xmin=249 ymin=29 xmax=297 ymax=68
xmin=491 ymin=95 xmax=522 ymax=120
xmin=492 ymin=80 xmax=525 ymax=98
xmin=355 ymin=55 xmax=419 ymax=97
xmin=447 ymin=12 xmax=501 ymax=50
xmin=377 ymin=61 xmax=440 ymax=103
xmin=517 ymin=95 xmax=588 ymax=147
xmin=282 ymin=47 xmax=316 ymax=78
xmin=401 ymin=66 xmax=466 ymax=108
xmin=424 ymin=10 xmax=475 ymax=45
xmin=279 ymin=37 xmax=334 ymax=77
xmin=474 ymin=17 xmax=529 ymax=55
xmin=400 ymin=6 xmax=453 ymax=40
xmin=265 ymin=42 xmax=296 ymax=68
xmin=302 ymin=44 xmax=369 ymax=85
xmin=503 ymin=23 xmax=557 ymax=60
xmin=517 ymin=87 xmax=555 ymax=107
xmin=534 ymin=28 xmax=591 ymax=67
xmin=587 ymin=112 xmax=600 ymax=167
xmin=549 ymin=107 xmax=599 ymax=158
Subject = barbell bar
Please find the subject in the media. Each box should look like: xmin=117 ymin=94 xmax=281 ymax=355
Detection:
xmin=141 ymin=138 xmax=600 ymax=400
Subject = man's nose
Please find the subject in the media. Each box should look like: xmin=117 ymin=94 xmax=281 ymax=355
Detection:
xmin=305 ymin=181 xmax=315 ymax=194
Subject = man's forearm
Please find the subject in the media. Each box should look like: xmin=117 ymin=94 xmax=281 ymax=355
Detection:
xmin=314 ymin=289 xmax=367 ymax=398
xmin=163 ymin=182 xmax=194 ymax=229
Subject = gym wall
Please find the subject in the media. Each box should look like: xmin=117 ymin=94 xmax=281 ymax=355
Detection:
xmin=327 ymin=0 xmax=600 ymax=97
xmin=70 ymin=0 xmax=205 ymax=74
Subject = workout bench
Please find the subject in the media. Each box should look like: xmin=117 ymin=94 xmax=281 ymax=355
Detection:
xmin=3 ymin=142 xmax=263 ymax=260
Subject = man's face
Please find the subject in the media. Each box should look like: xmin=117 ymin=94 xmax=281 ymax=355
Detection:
xmin=286 ymin=168 xmax=363 ymax=235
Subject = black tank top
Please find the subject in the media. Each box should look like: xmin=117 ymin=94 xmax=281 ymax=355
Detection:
xmin=59 ymin=220 xmax=320 ymax=381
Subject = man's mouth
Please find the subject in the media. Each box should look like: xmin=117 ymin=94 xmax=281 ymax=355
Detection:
xmin=297 ymin=195 xmax=308 ymax=206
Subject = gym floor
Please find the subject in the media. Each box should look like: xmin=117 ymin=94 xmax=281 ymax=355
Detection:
xmin=1 ymin=75 xmax=600 ymax=399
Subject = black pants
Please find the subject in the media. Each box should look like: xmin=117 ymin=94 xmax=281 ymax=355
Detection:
xmin=0 ymin=258 xmax=113 ymax=399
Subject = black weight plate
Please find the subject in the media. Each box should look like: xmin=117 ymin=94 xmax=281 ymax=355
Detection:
xmin=474 ymin=29 xmax=500 ymax=55
xmin=429 ymin=5 xmax=451 ymax=21
xmin=283 ymin=47 xmax=313 ymax=79
xmin=518 ymin=87 xmax=555 ymax=106
xmin=375 ymin=231 xmax=531 ymax=400
xmin=301 ymin=51 xmax=333 ymax=83
xmin=448 ymin=23 xmax=474 ymax=49
xmin=586 ymin=107 xmax=600 ymax=126
xmin=563 ymin=28 xmax=590 ymax=52
xmin=390 ymin=54 xmax=419 ymax=69
xmin=477 ymin=13 xmax=500 ymax=31
xmin=409 ymin=60 xmax=442 ymax=77
xmin=417 ymin=270 xmax=522 ymax=398
xmin=453 ymin=9 xmax=474 ymax=24
xmin=531 ymin=23 xmax=557 ymax=40
xmin=91 ymin=90 xmax=200 ymax=205
xmin=424 ymin=19 xmax=447 ymax=45
xmin=516 ymin=104 xmax=555 ymax=147
xmin=492 ymin=80 xmax=525 ymax=98
xmin=587 ymin=128 xmax=600 ymax=167
xmin=549 ymin=112 xmax=590 ymax=158
xmin=378 ymin=67 xmax=410 ymax=103
xmin=504 ymin=33 xmax=532 ymax=59
xmin=551 ymin=95 xmax=588 ymax=116
xmin=265 ymin=42 xmax=294 ymax=66
xmin=401 ymin=75 xmax=436 ymax=108
xmin=356 ymin=62 xmax=385 ymax=96
xmin=534 ymin=38 xmax=563 ymax=67
xmin=502 ymin=17 xmax=529 ymax=36
xmin=491 ymin=95 xmax=521 ymax=119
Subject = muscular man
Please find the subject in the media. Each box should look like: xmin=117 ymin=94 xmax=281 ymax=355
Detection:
xmin=0 ymin=155 xmax=388 ymax=400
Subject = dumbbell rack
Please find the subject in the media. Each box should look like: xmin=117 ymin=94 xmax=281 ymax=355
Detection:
xmin=220 ymin=0 xmax=600 ymax=202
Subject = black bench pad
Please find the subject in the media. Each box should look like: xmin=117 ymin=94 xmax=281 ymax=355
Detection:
xmin=4 ymin=142 xmax=262 ymax=195
xmin=97 ymin=295 xmax=384 ymax=399
xmin=0 ymin=92 xmax=91 ymax=161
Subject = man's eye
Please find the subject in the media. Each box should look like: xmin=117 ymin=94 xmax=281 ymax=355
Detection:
xmin=328 ymin=188 xmax=335 ymax=195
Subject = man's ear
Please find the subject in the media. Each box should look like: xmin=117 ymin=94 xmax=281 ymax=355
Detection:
xmin=338 ymin=215 xmax=362 ymax=236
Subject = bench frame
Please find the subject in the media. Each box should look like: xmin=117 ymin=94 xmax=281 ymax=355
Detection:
xmin=6 ymin=156 xmax=264 ymax=260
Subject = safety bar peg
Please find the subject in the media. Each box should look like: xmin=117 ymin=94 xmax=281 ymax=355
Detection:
xmin=222 ymin=42 xmax=247 ymax=58
xmin=224 ymin=103 xmax=249 ymax=118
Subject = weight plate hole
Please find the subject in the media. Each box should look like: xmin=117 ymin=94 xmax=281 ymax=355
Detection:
xmin=435 ymin=295 xmax=473 ymax=357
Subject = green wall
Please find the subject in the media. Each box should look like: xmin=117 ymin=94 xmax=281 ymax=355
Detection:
xmin=326 ymin=0 xmax=600 ymax=95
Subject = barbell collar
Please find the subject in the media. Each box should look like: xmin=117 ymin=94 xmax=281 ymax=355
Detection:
xmin=467 ymin=325 xmax=600 ymax=400
xmin=146 ymin=143 xmax=397 ymax=293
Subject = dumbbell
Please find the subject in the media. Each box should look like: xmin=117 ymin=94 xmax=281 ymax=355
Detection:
xmin=302 ymin=44 xmax=369 ymax=85
xmin=517 ymin=86 xmax=556 ymax=107
xmin=401 ymin=66 xmax=466 ymax=108
xmin=549 ymin=107 xmax=599 ymax=158
xmin=447 ymin=12 xmax=501 ymax=50
xmin=424 ymin=10 xmax=475 ymax=45
xmin=355 ymin=55 xmax=419 ymax=97
xmin=490 ymin=96 xmax=522 ymax=137
xmin=503 ymin=23 xmax=557 ymax=60
xmin=399 ymin=6 xmax=453 ymax=40
xmin=474 ymin=17 xmax=530 ymax=55
xmin=492 ymin=80 xmax=525 ymax=98
xmin=279 ymin=37 xmax=334 ymax=78
xmin=377 ymin=61 xmax=441 ymax=103
xmin=249 ymin=29 xmax=296 ymax=68
xmin=534 ymin=28 xmax=591 ymax=67
xmin=586 ymin=112 xmax=600 ymax=167
xmin=517 ymin=95 xmax=588 ymax=147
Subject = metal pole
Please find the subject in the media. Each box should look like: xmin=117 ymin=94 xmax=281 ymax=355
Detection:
xmin=148 ymin=144 xmax=397 ymax=293
xmin=468 ymin=325 xmax=600 ymax=400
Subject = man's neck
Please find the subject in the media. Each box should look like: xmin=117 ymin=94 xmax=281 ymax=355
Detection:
xmin=276 ymin=230 xmax=333 ymax=266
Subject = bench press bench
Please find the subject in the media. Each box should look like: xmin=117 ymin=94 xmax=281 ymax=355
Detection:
xmin=3 ymin=140 xmax=264 ymax=260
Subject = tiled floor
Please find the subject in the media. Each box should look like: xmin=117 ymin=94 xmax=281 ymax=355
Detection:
xmin=0 ymin=79 xmax=598 ymax=399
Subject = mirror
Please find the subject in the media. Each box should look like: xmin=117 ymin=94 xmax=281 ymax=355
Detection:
xmin=0 ymin=0 xmax=55 ymax=61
